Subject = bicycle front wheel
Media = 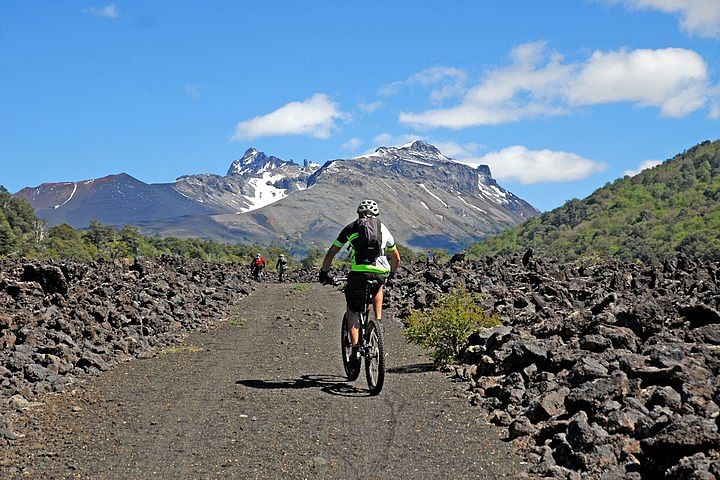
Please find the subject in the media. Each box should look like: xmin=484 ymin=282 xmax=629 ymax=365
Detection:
xmin=365 ymin=319 xmax=385 ymax=395
xmin=341 ymin=314 xmax=360 ymax=381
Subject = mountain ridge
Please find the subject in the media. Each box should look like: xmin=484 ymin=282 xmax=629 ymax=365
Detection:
xmin=205 ymin=141 xmax=538 ymax=250
xmin=14 ymin=141 xmax=539 ymax=250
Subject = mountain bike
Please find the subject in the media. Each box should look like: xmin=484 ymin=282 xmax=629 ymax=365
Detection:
xmin=252 ymin=265 xmax=265 ymax=282
xmin=334 ymin=276 xmax=386 ymax=395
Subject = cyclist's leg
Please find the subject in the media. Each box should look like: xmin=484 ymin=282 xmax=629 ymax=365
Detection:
xmin=370 ymin=274 xmax=386 ymax=320
xmin=346 ymin=308 xmax=360 ymax=346
xmin=373 ymin=286 xmax=383 ymax=321
xmin=345 ymin=272 xmax=367 ymax=347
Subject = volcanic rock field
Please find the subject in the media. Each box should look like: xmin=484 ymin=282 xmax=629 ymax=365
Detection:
xmin=387 ymin=251 xmax=720 ymax=478
xmin=1 ymin=253 xmax=719 ymax=478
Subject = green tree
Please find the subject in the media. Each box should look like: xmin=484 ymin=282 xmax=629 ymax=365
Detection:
xmin=84 ymin=221 xmax=116 ymax=247
xmin=119 ymin=225 xmax=144 ymax=257
xmin=301 ymin=247 xmax=324 ymax=269
xmin=0 ymin=210 xmax=16 ymax=255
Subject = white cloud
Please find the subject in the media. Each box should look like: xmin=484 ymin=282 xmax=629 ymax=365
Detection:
xmin=400 ymin=43 xmax=715 ymax=129
xmin=624 ymin=159 xmax=663 ymax=176
xmin=372 ymin=133 xmax=424 ymax=146
xmin=459 ymin=146 xmax=606 ymax=184
xmin=611 ymin=0 xmax=720 ymax=38
xmin=342 ymin=138 xmax=364 ymax=152
xmin=431 ymin=141 xmax=484 ymax=159
xmin=184 ymin=84 xmax=204 ymax=100
xmin=231 ymin=94 xmax=349 ymax=141
xmin=358 ymin=101 xmax=382 ymax=113
xmin=711 ymin=101 xmax=720 ymax=119
xmin=362 ymin=135 xmax=598 ymax=184
xmin=568 ymin=48 xmax=709 ymax=116
xmin=84 ymin=4 xmax=119 ymax=18
xmin=380 ymin=67 xmax=467 ymax=103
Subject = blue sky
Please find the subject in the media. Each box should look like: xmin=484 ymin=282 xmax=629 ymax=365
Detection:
xmin=1 ymin=1 xmax=719 ymax=211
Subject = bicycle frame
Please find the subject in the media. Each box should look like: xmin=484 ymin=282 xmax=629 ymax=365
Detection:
xmin=334 ymin=275 xmax=386 ymax=395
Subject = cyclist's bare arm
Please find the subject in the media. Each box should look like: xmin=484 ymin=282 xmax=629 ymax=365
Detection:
xmin=389 ymin=247 xmax=400 ymax=272
xmin=321 ymin=244 xmax=341 ymax=271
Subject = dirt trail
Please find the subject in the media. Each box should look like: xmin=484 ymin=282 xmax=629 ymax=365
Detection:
xmin=8 ymin=283 xmax=525 ymax=479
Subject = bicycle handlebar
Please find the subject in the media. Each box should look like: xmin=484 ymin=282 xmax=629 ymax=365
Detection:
xmin=331 ymin=275 xmax=383 ymax=287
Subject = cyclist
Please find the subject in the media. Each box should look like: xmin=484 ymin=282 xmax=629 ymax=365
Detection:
xmin=276 ymin=254 xmax=288 ymax=282
xmin=250 ymin=254 xmax=265 ymax=281
xmin=319 ymin=199 xmax=400 ymax=357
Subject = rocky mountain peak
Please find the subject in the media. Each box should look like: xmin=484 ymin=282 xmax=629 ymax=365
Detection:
xmin=476 ymin=164 xmax=492 ymax=177
xmin=226 ymin=148 xmax=289 ymax=177
xmin=371 ymin=140 xmax=446 ymax=162
xmin=405 ymin=140 xmax=442 ymax=155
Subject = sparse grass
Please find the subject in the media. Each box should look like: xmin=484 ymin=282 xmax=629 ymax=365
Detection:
xmin=292 ymin=283 xmax=311 ymax=291
xmin=404 ymin=288 xmax=501 ymax=365
xmin=160 ymin=344 xmax=203 ymax=354
xmin=229 ymin=317 xmax=245 ymax=326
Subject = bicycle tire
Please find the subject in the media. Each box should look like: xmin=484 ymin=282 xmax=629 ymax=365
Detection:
xmin=365 ymin=319 xmax=385 ymax=395
xmin=340 ymin=314 xmax=360 ymax=380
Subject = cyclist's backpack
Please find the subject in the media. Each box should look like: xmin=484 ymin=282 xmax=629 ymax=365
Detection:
xmin=352 ymin=217 xmax=382 ymax=265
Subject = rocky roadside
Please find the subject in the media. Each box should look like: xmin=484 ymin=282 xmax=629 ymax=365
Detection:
xmin=0 ymin=256 xmax=257 ymax=450
xmin=385 ymin=251 xmax=720 ymax=479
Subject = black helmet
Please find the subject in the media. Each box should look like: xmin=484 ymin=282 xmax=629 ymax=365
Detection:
xmin=357 ymin=199 xmax=379 ymax=217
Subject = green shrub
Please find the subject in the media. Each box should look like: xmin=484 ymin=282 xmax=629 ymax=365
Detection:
xmin=403 ymin=288 xmax=501 ymax=365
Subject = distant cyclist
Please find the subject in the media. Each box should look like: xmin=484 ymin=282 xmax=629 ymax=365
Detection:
xmin=250 ymin=254 xmax=265 ymax=281
xmin=319 ymin=199 xmax=400 ymax=357
xmin=276 ymin=254 xmax=288 ymax=282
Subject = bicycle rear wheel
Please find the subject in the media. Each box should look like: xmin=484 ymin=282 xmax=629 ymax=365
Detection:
xmin=340 ymin=314 xmax=360 ymax=380
xmin=365 ymin=319 xmax=385 ymax=395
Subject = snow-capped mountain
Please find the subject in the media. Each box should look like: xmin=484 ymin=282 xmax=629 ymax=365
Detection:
xmin=14 ymin=142 xmax=539 ymax=250
xmin=212 ymin=141 xmax=539 ymax=249
xmin=175 ymin=148 xmax=320 ymax=214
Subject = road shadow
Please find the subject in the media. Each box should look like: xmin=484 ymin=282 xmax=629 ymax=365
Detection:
xmin=236 ymin=374 xmax=371 ymax=397
xmin=386 ymin=362 xmax=436 ymax=374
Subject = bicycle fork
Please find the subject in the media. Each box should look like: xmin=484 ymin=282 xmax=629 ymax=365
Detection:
xmin=356 ymin=314 xmax=368 ymax=357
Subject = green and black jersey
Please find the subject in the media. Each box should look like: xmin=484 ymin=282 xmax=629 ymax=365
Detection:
xmin=332 ymin=220 xmax=397 ymax=274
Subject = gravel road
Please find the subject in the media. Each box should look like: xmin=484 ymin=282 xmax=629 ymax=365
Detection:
xmin=6 ymin=283 xmax=526 ymax=479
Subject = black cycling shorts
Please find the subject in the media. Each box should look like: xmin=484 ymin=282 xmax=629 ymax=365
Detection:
xmin=345 ymin=271 xmax=385 ymax=313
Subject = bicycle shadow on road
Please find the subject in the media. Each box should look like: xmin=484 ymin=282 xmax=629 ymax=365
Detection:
xmin=386 ymin=362 xmax=435 ymax=374
xmin=236 ymin=374 xmax=371 ymax=398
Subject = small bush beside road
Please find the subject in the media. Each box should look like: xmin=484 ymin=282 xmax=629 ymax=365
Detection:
xmin=403 ymin=288 xmax=501 ymax=365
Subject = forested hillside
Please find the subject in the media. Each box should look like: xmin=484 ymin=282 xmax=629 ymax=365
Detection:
xmin=468 ymin=140 xmax=720 ymax=263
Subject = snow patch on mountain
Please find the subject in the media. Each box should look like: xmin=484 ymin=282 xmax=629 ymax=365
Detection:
xmin=382 ymin=181 xmax=398 ymax=195
xmin=457 ymin=194 xmax=487 ymax=213
xmin=239 ymin=172 xmax=289 ymax=212
xmin=403 ymin=158 xmax=433 ymax=167
xmin=54 ymin=183 xmax=77 ymax=209
xmin=419 ymin=183 xmax=448 ymax=208
xmin=477 ymin=178 xmax=511 ymax=204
